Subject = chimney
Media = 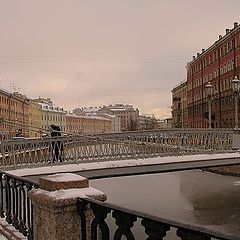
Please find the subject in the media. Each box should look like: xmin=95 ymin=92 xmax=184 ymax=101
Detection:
xmin=197 ymin=53 xmax=200 ymax=57
xmin=226 ymin=29 xmax=230 ymax=34
xmin=219 ymin=35 xmax=222 ymax=39
xmin=193 ymin=56 xmax=196 ymax=60
xmin=202 ymin=49 xmax=205 ymax=53
xmin=234 ymin=22 xmax=238 ymax=28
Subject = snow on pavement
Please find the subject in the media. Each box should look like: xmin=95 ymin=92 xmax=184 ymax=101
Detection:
xmin=6 ymin=153 xmax=240 ymax=177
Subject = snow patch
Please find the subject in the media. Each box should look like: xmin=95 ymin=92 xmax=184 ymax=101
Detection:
xmin=36 ymin=187 xmax=106 ymax=200
xmin=6 ymin=153 xmax=240 ymax=177
xmin=42 ymin=173 xmax=86 ymax=182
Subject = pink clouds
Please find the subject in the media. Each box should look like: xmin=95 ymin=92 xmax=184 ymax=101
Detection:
xmin=0 ymin=0 xmax=240 ymax=118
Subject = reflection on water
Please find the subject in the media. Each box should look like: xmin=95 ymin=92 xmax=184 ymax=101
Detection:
xmin=91 ymin=170 xmax=240 ymax=239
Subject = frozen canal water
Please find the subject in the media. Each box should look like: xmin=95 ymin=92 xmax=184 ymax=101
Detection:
xmin=91 ymin=170 xmax=240 ymax=239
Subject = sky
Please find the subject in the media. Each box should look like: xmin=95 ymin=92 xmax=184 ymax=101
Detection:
xmin=0 ymin=0 xmax=240 ymax=118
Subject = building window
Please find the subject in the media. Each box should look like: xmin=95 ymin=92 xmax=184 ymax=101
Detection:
xmin=228 ymin=42 xmax=231 ymax=52
xmin=224 ymin=64 xmax=227 ymax=73
xmin=220 ymin=66 xmax=223 ymax=75
xmin=228 ymin=62 xmax=231 ymax=71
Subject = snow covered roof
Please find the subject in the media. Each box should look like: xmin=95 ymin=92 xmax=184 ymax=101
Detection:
xmin=66 ymin=113 xmax=111 ymax=121
xmin=38 ymin=102 xmax=66 ymax=114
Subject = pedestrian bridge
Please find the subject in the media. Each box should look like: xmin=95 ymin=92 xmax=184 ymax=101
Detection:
xmin=1 ymin=129 xmax=240 ymax=240
xmin=0 ymin=128 xmax=239 ymax=170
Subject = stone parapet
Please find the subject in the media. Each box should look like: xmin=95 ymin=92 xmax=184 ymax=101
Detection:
xmin=29 ymin=173 xmax=106 ymax=240
xmin=38 ymin=173 xmax=89 ymax=191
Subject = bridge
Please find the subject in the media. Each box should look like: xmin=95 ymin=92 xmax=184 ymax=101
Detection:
xmin=0 ymin=128 xmax=237 ymax=169
xmin=0 ymin=129 xmax=240 ymax=240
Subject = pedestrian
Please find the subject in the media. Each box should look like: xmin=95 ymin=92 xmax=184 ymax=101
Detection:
xmin=50 ymin=125 xmax=63 ymax=162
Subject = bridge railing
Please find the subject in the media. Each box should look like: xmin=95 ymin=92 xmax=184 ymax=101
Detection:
xmin=0 ymin=171 xmax=234 ymax=240
xmin=78 ymin=197 xmax=231 ymax=240
xmin=0 ymin=172 xmax=38 ymax=240
xmin=0 ymin=131 xmax=234 ymax=168
xmin=95 ymin=128 xmax=235 ymax=151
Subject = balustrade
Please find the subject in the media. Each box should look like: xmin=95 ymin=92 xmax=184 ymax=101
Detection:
xmin=0 ymin=129 xmax=235 ymax=168
xmin=0 ymin=169 xmax=236 ymax=240
xmin=0 ymin=172 xmax=38 ymax=239
xmin=78 ymin=197 xmax=231 ymax=240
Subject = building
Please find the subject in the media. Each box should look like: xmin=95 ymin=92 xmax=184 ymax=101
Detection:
xmin=139 ymin=114 xmax=158 ymax=130
xmin=158 ymin=118 xmax=172 ymax=129
xmin=0 ymin=90 xmax=30 ymax=139
xmin=171 ymin=81 xmax=188 ymax=128
xmin=172 ymin=21 xmax=240 ymax=128
xmin=81 ymin=116 xmax=112 ymax=134
xmin=73 ymin=107 xmax=101 ymax=116
xmin=73 ymin=107 xmax=121 ymax=133
xmin=66 ymin=113 xmax=83 ymax=134
xmin=66 ymin=113 xmax=112 ymax=134
xmin=97 ymin=113 xmax=121 ymax=133
xmin=98 ymin=104 xmax=139 ymax=131
xmin=28 ymin=100 xmax=41 ymax=138
xmin=33 ymin=98 xmax=67 ymax=135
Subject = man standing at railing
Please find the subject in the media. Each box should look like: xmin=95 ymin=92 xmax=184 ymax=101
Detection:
xmin=50 ymin=125 xmax=63 ymax=163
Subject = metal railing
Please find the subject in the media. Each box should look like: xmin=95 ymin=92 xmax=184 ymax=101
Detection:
xmin=0 ymin=130 xmax=235 ymax=168
xmin=95 ymin=128 xmax=235 ymax=151
xmin=0 ymin=172 xmax=39 ymax=240
xmin=77 ymin=197 xmax=232 ymax=240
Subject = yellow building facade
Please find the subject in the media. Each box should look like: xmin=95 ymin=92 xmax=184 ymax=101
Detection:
xmin=66 ymin=114 xmax=112 ymax=135
xmin=0 ymin=90 xmax=29 ymax=139
xmin=28 ymin=100 xmax=42 ymax=138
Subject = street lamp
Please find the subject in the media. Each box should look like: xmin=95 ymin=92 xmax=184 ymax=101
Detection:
xmin=232 ymin=76 xmax=240 ymax=130
xmin=205 ymin=82 xmax=213 ymax=128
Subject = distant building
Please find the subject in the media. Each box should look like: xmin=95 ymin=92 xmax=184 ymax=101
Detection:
xmin=171 ymin=81 xmax=187 ymax=128
xmin=0 ymin=90 xmax=30 ymax=139
xmin=98 ymin=104 xmax=139 ymax=131
xmin=173 ymin=21 xmax=240 ymax=128
xmin=97 ymin=113 xmax=121 ymax=133
xmin=73 ymin=106 xmax=121 ymax=133
xmin=66 ymin=113 xmax=83 ymax=134
xmin=28 ymin=100 xmax=41 ymax=137
xmin=158 ymin=118 xmax=172 ymax=129
xmin=73 ymin=107 xmax=101 ymax=116
xmin=139 ymin=114 xmax=158 ymax=130
xmin=66 ymin=113 xmax=112 ymax=134
xmin=33 ymin=98 xmax=66 ymax=135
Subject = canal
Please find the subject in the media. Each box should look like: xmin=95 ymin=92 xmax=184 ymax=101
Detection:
xmin=91 ymin=170 xmax=240 ymax=239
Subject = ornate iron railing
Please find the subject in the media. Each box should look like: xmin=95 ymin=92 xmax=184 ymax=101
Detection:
xmin=96 ymin=128 xmax=235 ymax=151
xmin=0 ymin=172 xmax=39 ymax=240
xmin=0 ymin=129 xmax=236 ymax=168
xmin=77 ymin=197 xmax=232 ymax=240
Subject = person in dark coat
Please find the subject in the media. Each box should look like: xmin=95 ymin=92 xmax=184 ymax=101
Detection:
xmin=50 ymin=125 xmax=63 ymax=162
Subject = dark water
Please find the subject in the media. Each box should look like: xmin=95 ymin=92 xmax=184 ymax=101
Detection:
xmin=91 ymin=170 xmax=240 ymax=239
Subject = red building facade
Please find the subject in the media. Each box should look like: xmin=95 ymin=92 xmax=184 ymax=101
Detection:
xmin=186 ymin=22 xmax=240 ymax=128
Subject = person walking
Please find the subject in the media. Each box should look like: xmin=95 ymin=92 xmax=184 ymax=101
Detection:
xmin=50 ymin=125 xmax=63 ymax=162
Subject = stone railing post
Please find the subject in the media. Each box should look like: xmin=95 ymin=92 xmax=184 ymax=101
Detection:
xmin=29 ymin=173 xmax=106 ymax=240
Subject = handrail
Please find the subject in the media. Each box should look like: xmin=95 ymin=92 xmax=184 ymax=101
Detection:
xmin=78 ymin=197 xmax=233 ymax=240
xmin=0 ymin=172 xmax=39 ymax=240
xmin=0 ymin=171 xmax=39 ymax=187
xmin=0 ymin=129 xmax=235 ymax=168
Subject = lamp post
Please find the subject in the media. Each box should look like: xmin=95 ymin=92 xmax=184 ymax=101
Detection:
xmin=205 ymin=82 xmax=213 ymax=129
xmin=232 ymin=76 xmax=240 ymax=130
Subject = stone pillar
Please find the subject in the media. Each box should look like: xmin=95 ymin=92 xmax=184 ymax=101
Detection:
xmin=29 ymin=173 xmax=106 ymax=240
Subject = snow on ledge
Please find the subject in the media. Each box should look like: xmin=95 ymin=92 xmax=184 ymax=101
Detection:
xmin=35 ymin=187 xmax=106 ymax=200
xmin=42 ymin=173 xmax=86 ymax=182
xmin=6 ymin=153 xmax=240 ymax=177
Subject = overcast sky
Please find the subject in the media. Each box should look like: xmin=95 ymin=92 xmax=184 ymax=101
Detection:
xmin=0 ymin=0 xmax=240 ymax=118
